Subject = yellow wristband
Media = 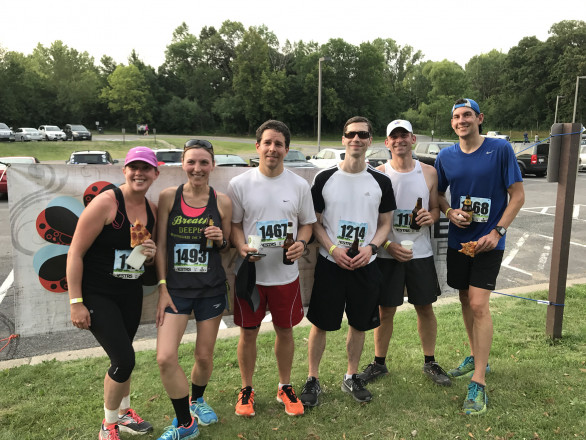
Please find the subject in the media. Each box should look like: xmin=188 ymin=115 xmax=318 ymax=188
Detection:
xmin=328 ymin=245 xmax=337 ymax=255
xmin=383 ymin=240 xmax=391 ymax=250
xmin=69 ymin=298 xmax=83 ymax=304
xmin=158 ymin=279 xmax=167 ymax=286
xmin=445 ymin=208 xmax=453 ymax=217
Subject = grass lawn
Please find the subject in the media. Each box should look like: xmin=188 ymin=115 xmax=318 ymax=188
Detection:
xmin=0 ymin=286 xmax=584 ymax=439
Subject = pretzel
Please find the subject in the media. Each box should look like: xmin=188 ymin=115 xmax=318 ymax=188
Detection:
xmin=458 ymin=241 xmax=477 ymax=258
xmin=130 ymin=219 xmax=151 ymax=248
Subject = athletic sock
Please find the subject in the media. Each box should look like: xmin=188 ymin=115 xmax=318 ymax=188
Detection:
xmin=171 ymin=395 xmax=192 ymax=427
xmin=374 ymin=356 xmax=386 ymax=365
xmin=424 ymin=355 xmax=436 ymax=364
xmin=191 ymin=383 xmax=207 ymax=401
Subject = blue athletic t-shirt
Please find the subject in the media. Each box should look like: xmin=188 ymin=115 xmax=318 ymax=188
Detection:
xmin=435 ymin=137 xmax=522 ymax=250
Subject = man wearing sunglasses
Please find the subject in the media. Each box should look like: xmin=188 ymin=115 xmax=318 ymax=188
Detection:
xmin=358 ymin=119 xmax=451 ymax=388
xmin=227 ymin=120 xmax=316 ymax=418
xmin=300 ymin=116 xmax=395 ymax=406
xmin=435 ymin=99 xmax=524 ymax=415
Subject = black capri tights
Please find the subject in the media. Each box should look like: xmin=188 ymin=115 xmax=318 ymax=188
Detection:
xmin=84 ymin=289 xmax=143 ymax=383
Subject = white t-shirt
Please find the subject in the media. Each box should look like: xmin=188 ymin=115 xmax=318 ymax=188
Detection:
xmin=311 ymin=164 xmax=396 ymax=262
xmin=378 ymin=160 xmax=433 ymax=259
xmin=227 ymin=168 xmax=316 ymax=286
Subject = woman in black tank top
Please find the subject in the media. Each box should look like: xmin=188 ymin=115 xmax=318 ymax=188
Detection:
xmin=154 ymin=140 xmax=232 ymax=435
xmin=66 ymin=147 xmax=159 ymax=439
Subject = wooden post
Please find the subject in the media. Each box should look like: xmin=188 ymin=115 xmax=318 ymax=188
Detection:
xmin=546 ymin=123 xmax=581 ymax=339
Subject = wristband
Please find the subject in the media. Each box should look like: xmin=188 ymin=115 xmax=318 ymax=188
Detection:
xmin=328 ymin=244 xmax=337 ymax=255
xmin=445 ymin=208 xmax=453 ymax=217
xmin=158 ymin=279 xmax=167 ymax=286
xmin=383 ymin=240 xmax=391 ymax=250
xmin=69 ymin=297 xmax=83 ymax=304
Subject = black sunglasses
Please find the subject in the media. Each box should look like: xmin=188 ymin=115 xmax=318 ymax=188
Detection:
xmin=344 ymin=131 xmax=371 ymax=139
xmin=184 ymin=139 xmax=214 ymax=151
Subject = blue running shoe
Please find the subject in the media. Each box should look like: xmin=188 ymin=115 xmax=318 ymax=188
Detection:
xmin=190 ymin=397 xmax=218 ymax=426
xmin=157 ymin=417 xmax=199 ymax=440
xmin=447 ymin=356 xmax=491 ymax=379
xmin=463 ymin=381 xmax=488 ymax=415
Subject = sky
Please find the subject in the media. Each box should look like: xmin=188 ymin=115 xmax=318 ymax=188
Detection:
xmin=1 ymin=0 xmax=583 ymax=69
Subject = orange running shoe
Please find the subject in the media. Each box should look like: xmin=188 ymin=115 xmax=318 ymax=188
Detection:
xmin=235 ymin=386 xmax=255 ymax=417
xmin=276 ymin=384 xmax=304 ymax=416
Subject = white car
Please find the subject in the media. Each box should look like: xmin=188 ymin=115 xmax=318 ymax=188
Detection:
xmin=153 ymin=148 xmax=182 ymax=166
xmin=579 ymin=144 xmax=586 ymax=172
xmin=14 ymin=128 xmax=43 ymax=142
xmin=308 ymin=148 xmax=346 ymax=168
xmin=38 ymin=125 xmax=66 ymax=141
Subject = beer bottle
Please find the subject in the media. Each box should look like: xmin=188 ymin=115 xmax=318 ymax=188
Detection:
xmin=283 ymin=221 xmax=295 ymax=265
xmin=346 ymin=230 xmax=360 ymax=258
xmin=410 ymin=197 xmax=422 ymax=231
xmin=462 ymin=195 xmax=473 ymax=216
xmin=201 ymin=215 xmax=214 ymax=250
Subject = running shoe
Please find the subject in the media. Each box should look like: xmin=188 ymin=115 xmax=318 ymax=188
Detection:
xmin=341 ymin=374 xmax=372 ymax=403
xmin=423 ymin=361 xmax=452 ymax=386
xmin=276 ymin=384 xmax=304 ymax=416
xmin=299 ymin=377 xmax=322 ymax=407
xmin=462 ymin=381 xmax=488 ymax=415
xmin=117 ymin=408 xmax=153 ymax=434
xmin=157 ymin=417 xmax=199 ymax=440
xmin=447 ymin=356 xmax=491 ymax=379
xmin=99 ymin=420 xmax=121 ymax=440
xmin=190 ymin=397 xmax=218 ymax=426
xmin=357 ymin=361 xmax=389 ymax=383
xmin=235 ymin=386 xmax=255 ymax=417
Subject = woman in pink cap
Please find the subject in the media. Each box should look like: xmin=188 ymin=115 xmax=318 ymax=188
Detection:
xmin=67 ymin=146 xmax=159 ymax=440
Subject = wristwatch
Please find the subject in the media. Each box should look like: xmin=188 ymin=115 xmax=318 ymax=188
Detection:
xmin=297 ymin=239 xmax=307 ymax=250
xmin=367 ymin=243 xmax=378 ymax=254
xmin=494 ymin=226 xmax=507 ymax=237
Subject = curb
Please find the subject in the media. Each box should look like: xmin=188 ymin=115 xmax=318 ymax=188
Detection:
xmin=1 ymin=279 xmax=583 ymax=371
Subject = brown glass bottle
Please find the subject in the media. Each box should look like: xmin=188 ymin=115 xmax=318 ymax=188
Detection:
xmin=462 ymin=195 xmax=474 ymax=215
xmin=283 ymin=221 xmax=295 ymax=265
xmin=346 ymin=230 xmax=360 ymax=258
xmin=201 ymin=215 xmax=214 ymax=250
xmin=410 ymin=197 xmax=422 ymax=230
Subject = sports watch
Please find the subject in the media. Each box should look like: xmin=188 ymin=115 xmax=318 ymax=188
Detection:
xmin=368 ymin=243 xmax=378 ymax=254
xmin=494 ymin=226 xmax=507 ymax=237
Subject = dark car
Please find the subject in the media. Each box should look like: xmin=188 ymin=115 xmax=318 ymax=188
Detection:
xmin=66 ymin=150 xmax=117 ymax=165
xmin=512 ymin=142 xmax=549 ymax=177
xmin=1 ymin=156 xmax=40 ymax=196
xmin=414 ymin=142 xmax=455 ymax=166
xmin=215 ymin=154 xmax=249 ymax=167
xmin=249 ymin=149 xmax=315 ymax=168
xmin=64 ymin=124 xmax=92 ymax=141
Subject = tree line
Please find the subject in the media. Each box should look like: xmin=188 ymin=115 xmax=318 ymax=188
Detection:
xmin=1 ymin=20 xmax=584 ymax=138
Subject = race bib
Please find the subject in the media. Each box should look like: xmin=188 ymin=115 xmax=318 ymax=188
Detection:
xmin=113 ymin=249 xmax=144 ymax=279
xmin=173 ymin=243 xmax=208 ymax=273
xmin=336 ymin=220 xmax=367 ymax=247
xmin=393 ymin=209 xmax=417 ymax=233
xmin=460 ymin=195 xmax=491 ymax=223
xmin=256 ymin=219 xmax=288 ymax=248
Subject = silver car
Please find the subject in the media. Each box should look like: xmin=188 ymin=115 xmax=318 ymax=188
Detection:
xmin=14 ymin=128 xmax=43 ymax=142
xmin=38 ymin=125 xmax=66 ymax=141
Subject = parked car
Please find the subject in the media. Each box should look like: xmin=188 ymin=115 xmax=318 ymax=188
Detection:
xmin=250 ymin=149 xmax=316 ymax=168
xmin=0 ymin=123 xmax=15 ymax=142
xmin=579 ymin=144 xmax=586 ymax=172
xmin=66 ymin=150 xmax=117 ymax=165
xmin=0 ymin=156 xmax=40 ymax=196
xmin=154 ymin=148 xmax=182 ymax=166
xmin=308 ymin=148 xmax=346 ymax=168
xmin=365 ymin=148 xmax=391 ymax=167
xmin=215 ymin=154 xmax=249 ymax=167
xmin=63 ymin=124 xmax=92 ymax=141
xmin=414 ymin=141 xmax=455 ymax=166
xmin=13 ymin=127 xmax=43 ymax=142
xmin=512 ymin=142 xmax=549 ymax=177
xmin=484 ymin=131 xmax=510 ymax=141
xmin=38 ymin=125 xmax=66 ymax=141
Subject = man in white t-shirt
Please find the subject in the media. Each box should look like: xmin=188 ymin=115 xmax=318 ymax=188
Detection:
xmin=227 ymin=120 xmax=316 ymax=418
xmin=358 ymin=119 xmax=451 ymax=388
xmin=300 ymin=116 xmax=395 ymax=407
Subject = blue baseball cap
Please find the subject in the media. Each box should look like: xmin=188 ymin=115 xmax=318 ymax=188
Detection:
xmin=451 ymin=99 xmax=480 ymax=116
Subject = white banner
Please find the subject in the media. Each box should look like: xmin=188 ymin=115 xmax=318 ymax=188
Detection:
xmin=8 ymin=164 xmax=452 ymax=336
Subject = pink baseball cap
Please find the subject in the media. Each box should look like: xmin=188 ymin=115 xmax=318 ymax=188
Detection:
xmin=124 ymin=146 xmax=158 ymax=168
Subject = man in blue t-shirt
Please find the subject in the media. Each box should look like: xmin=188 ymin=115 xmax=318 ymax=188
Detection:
xmin=435 ymin=98 xmax=524 ymax=415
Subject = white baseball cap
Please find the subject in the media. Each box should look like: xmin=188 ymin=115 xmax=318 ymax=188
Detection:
xmin=386 ymin=119 xmax=413 ymax=136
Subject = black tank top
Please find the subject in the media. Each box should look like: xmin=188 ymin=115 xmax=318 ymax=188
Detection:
xmin=166 ymin=185 xmax=226 ymax=298
xmin=82 ymin=187 xmax=155 ymax=294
